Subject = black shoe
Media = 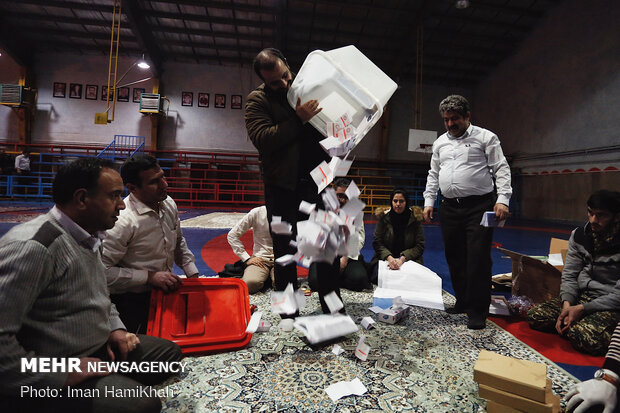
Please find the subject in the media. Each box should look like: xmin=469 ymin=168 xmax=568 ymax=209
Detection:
xmin=445 ymin=306 xmax=466 ymax=314
xmin=467 ymin=313 xmax=487 ymax=330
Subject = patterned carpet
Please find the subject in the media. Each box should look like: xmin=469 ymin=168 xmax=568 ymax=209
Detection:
xmin=157 ymin=289 xmax=578 ymax=412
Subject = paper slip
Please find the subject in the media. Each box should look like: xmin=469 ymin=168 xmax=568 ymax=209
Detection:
xmin=480 ymin=211 xmax=506 ymax=228
xmin=271 ymin=216 xmax=293 ymax=234
xmin=360 ymin=317 xmax=375 ymax=330
xmin=325 ymin=378 xmax=367 ymax=403
xmin=298 ymin=200 xmax=316 ymax=215
xmin=275 ymin=254 xmax=294 ymax=265
xmin=355 ymin=336 xmax=370 ymax=361
xmin=256 ymin=320 xmax=271 ymax=332
xmin=548 ymin=253 xmax=564 ymax=266
xmin=345 ymin=180 xmax=361 ymax=200
xmin=310 ymin=161 xmax=332 ymax=192
xmin=332 ymin=344 xmax=345 ymax=356
xmin=271 ymin=284 xmax=299 ymax=315
xmin=246 ymin=311 xmax=263 ymax=333
xmin=324 ymin=291 xmax=344 ymax=314
xmin=329 ymin=156 xmax=353 ymax=177
xmin=293 ymin=314 xmax=358 ymax=345
xmin=322 ymin=188 xmax=340 ymax=211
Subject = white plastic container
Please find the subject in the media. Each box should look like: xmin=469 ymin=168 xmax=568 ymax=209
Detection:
xmin=287 ymin=45 xmax=397 ymax=139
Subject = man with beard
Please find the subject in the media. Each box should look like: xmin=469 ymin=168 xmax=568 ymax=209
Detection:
xmin=423 ymin=95 xmax=512 ymax=330
xmin=245 ymin=48 xmax=341 ymax=330
xmin=102 ymin=154 xmax=199 ymax=334
xmin=528 ymin=190 xmax=620 ymax=355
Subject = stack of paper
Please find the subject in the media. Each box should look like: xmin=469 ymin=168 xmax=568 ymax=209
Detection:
xmin=293 ymin=314 xmax=358 ymax=345
xmin=373 ymin=261 xmax=445 ymax=310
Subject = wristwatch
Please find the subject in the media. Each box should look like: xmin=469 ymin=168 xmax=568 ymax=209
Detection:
xmin=594 ymin=369 xmax=620 ymax=387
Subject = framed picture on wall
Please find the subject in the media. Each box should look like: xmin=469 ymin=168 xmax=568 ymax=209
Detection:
xmin=101 ymin=86 xmax=114 ymax=101
xmin=182 ymin=91 xmax=193 ymax=107
xmin=214 ymin=94 xmax=226 ymax=108
xmin=198 ymin=92 xmax=210 ymax=108
xmin=117 ymin=87 xmax=130 ymax=102
xmin=133 ymin=88 xmax=145 ymax=103
xmin=85 ymin=84 xmax=98 ymax=100
xmin=69 ymin=83 xmax=82 ymax=99
xmin=231 ymin=95 xmax=242 ymax=109
xmin=53 ymin=82 xmax=66 ymax=98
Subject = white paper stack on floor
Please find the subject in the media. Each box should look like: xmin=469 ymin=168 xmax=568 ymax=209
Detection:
xmin=373 ymin=261 xmax=445 ymax=310
xmin=293 ymin=314 xmax=358 ymax=344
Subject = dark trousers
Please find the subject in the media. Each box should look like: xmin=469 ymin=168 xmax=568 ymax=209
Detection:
xmin=438 ymin=193 xmax=495 ymax=316
xmin=308 ymin=255 xmax=370 ymax=292
xmin=2 ymin=335 xmax=181 ymax=413
xmin=111 ymin=291 xmax=151 ymax=335
xmin=264 ymin=181 xmax=340 ymax=316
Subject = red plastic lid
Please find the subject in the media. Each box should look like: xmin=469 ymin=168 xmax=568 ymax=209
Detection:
xmin=147 ymin=278 xmax=252 ymax=355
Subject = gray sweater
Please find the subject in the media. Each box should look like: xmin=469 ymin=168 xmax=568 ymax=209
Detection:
xmin=0 ymin=212 xmax=123 ymax=395
xmin=560 ymin=222 xmax=620 ymax=313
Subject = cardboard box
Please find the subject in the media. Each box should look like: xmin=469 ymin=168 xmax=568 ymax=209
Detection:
xmin=478 ymin=383 xmax=560 ymax=413
xmin=377 ymin=304 xmax=410 ymax=324
xmin=474 ymin=350 xmax=548 ymax=402
xmin=498 ymin=237 xmax=569 ymax=304
xmin=485 ymin=400 xmax=522 ymax=413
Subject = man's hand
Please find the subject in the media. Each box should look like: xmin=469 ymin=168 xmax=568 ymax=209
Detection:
xmin=565 ymin=377 xmax=617 ymax=413
xmin=423 ymin=206 xmax=434 ymax=222
xmin=147 ymin=271 xmax=182 ymax=293
xmin=556 ymin=302 xmax=585 ymax=335
xmin=64 ymin=357 xmax=110 ymax=387
xmin=493 ymin=203 xmax=510 ymax=221
xmin=295 ymin=97 xmax=322 ymax=123
xmin=246 ymin=256 xmax=267 ymax=269
xmin=339 ymin=256 xmax=348 ymax=273
xmin=107 ymin=329 xmax=140 ymax=361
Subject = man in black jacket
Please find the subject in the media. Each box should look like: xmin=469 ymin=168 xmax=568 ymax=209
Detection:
xmin=245 ymin=48 xmax=341 ymax=330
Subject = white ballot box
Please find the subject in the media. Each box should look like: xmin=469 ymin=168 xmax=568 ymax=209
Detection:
xmin=287 ymin=45 xmax=397 ymax=142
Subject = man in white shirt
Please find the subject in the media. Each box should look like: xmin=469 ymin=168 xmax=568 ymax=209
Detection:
xmin=14 ymin=148 xmax=31 ymax=194
xmin=423 ymin=95 xmax=512 ymax=330
xmin=227 ymin=205 xmax=274 ymax=294
xmin=102 ymin=154 xmax=199 ymax=334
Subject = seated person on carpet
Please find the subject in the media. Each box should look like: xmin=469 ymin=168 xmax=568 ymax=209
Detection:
xmin=527 ymin=189 xmax=620 ymax=356
xmin=227 ymin=205 xmax=274 ymax=293
xmin=102 ymin=154 xmax=199 ymax=334
xmin=0 ymin=157 xmax=181 ymax=413
xmin=565 ymin=321 xmax=620 ymax=412
xmin=369 ymin=188 xmax=425 ymax=283
xmin=308 ymin=178 xmax=371 ymax=292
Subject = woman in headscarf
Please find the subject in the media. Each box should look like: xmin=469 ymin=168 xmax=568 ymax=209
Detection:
xmin=369 ymin=188 xmax=425 ymax=283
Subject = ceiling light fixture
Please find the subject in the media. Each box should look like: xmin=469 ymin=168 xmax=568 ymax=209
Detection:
xmin=455 ymin=0 xmax=470 ymax=9
xmin=137 ymin=54 xmax=150 ymax=69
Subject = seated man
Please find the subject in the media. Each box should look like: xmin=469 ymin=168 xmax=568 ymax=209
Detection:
xmin=102 ymin=154 xmax=199 ymax=334
xmin=227 ymin=205 xmax=274 ymax=294
xmin=0 ymin=157 xmax=181 ymax=412
xmin=308 ymin=178 xmax=370 ymax=292
xmin=528 ymin=189 xmax=620 ymax=355
xmin=565 ymin=321 xmax=620 ymax=412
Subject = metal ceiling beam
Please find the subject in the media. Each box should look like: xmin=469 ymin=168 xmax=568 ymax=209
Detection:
xmin=0 ymin=0 xmax=114 ymax=13
xmin=19 ymin=27 xmax=134 ymax=43
xmin=32 ymin=40 xmax=142 ymax=55
xmin=143 ymin=9 xmax=274 ymax=28
xmin=5 ymin=12 xmax=113 ymax=27
xmin=124 ymin=0 xmax=163 ymax=77
xmin=152 ymin=25 xmax=275 ymax=42
xmin=147 ymin=0 xmax=276 ymax=14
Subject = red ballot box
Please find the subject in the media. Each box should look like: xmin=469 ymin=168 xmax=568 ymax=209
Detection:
xmin=147 ymin=278 xmax=252 ymax=355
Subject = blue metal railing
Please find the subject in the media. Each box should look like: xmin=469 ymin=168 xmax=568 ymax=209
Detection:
xmin=98 ymin=135 xmax=145 ymax=160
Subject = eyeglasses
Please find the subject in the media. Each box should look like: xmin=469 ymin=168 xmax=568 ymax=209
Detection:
xmin=336 ymin=193 xmax=348 ymax=200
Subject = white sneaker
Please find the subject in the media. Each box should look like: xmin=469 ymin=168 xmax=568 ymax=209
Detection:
xmin=278 ymin=318 xmax=295 ymax=332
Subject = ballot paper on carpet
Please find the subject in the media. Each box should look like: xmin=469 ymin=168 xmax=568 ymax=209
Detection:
xmin=325 ymin=377 xmax=368 ymax=402
xmin=373 ymin=261 xmax=445 ymax=310
xmin=293 ymin=314 xmax=358 ymax=345
xmin=271 ymin=283 xmax=306 ymax=315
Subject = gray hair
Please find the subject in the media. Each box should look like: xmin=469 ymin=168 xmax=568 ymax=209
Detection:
xmin=438 ymin=95 xmax=470 ymax=117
